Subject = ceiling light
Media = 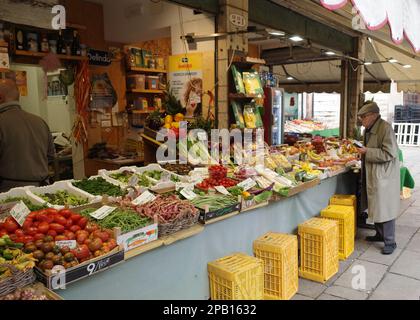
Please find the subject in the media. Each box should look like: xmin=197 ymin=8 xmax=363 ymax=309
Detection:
xmin=287 ymin=76 xmax=294 ymax=80
xmin=289 ymin=35 xmax=304 ymax=42
xmin=389 ymin=58 xmax=398 ymax=63
xmin=325 ymin=51 xmax=336 ymax=56
xmin=268 ymin=30 xmax=285 ymax=36
xmin=364 ymin=61 xmax=373 ymax=66
xmin=403 ymin=64 xmax=412 ymax=69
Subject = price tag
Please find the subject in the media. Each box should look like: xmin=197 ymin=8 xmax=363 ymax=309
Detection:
xmin=128 ymin=174 xmax=139 ymax=187
xmin=238 ymin=178 xmax=256 ymax=191
xmin=215 ymin=186 xmax=230 ymax=195
xmin=55 ymin=240 xmax=77 ymax=249
xmin=132 ymin=190 xmax=156 ymax=206
xmin=10 ymin=201 xmax=30 ymax=226
xmin=181 ymin=188 xmax=197 ymax=200
xmin=197 ymin=131 xmax=208 ymax=140
xmin=89 ymin=206 xmax=117 ymax=220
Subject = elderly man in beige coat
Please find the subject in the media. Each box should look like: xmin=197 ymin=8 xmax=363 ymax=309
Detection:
xmin=357 ymin=101 xmax=400 ymax=255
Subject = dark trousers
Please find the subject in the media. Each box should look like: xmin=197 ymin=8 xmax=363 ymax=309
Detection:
xmin=375 ymin=220 xmax=396 ymax=246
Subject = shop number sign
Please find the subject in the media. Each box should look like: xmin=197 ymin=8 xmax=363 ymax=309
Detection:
xmin=230 ymin=14 xmax=246 ymax=28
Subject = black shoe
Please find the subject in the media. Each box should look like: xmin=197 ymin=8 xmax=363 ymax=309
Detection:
xmin=382 ymin=244 xmax=397 ymax=255
xmin=365 ymin=234 xmax=384 ymax=242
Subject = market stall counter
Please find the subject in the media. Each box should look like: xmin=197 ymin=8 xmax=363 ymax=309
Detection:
xmin=57 ymin=172 xmax=355 ymax=300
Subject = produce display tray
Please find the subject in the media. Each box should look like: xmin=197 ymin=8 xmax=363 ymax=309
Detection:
xmin=198 ymin=202 xmax=241 ymax=225
xmin=34 ymin=246 xmax=125 ymax=290
xmin=26 ymin=181 xmax=101 ymax=210
xmin=99 ymin=164 xmax=187 ymax=193
xmin=272 ymin=178 xmax=321 ymax=200
xmin=0 ymin=187 xmax=43 ymax=218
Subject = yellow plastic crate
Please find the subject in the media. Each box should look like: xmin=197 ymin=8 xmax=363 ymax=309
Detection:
xmin=321 ymin=205 xmax=355 ymax=260
xmin=253 ymin=233 xmax=298 ymax=300
xmin=330 ymin=194 xmax=357 ymax=234
xmin=298 ymin=218 xmax=339 ymax=283
xmin=208 ymin=253 xmax=264 ymax=300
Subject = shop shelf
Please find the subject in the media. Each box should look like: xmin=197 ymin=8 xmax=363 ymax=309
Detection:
xmin=15 ymin=50 xmax=88 ymax=61
xmin=253 ymin=233 xmax=298 ymax=300
xmin=298 ymin=217 xmax=339 ymax=283
xmin=130 ymin=89 xmax=164 ymax=94
xmin=321 ymin=205 xmax=355 ymax=260
xmin=208 ymin=253 xmax=264 ymax=300
xmin=128 ymin=66 xmax=167 ymax=74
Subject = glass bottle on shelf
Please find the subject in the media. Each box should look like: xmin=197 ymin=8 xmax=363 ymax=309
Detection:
xmin=40 ymin=33 xmax=49 ymax=52
xmin=57 ymin=29 xmax=66 ymax=55
xmin=16 ymin=29 xmax=25 ymax=50
xmin=71 ymin=30 xmax=81 ymax=56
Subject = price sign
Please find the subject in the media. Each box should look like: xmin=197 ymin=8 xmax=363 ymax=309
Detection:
xmin=132 ymin=191 xmax=156 ymax=206
xmin=10 ymin=201 xmax=30 ymax=226
xmin=197 ymin=131 xmax=208 ymax=141
xmin=193 ymin=167 xmax=209 ymax=175
xmin=55 ymin=240 xmax=77 ymax=249
xmin=215 ymin=186 xmax=230 ymax=195
xmin=238 ymin=178 xmax=256 ymax=191
xmin=128 ymin=174 xmax=139 ymax=187
xmin=181 ymin=188 xmax=197 ymax=200
xmin=89 ymin=206 xmax=117 ymax=220
xmin=176 ymin=182 xmax=194 ymax=191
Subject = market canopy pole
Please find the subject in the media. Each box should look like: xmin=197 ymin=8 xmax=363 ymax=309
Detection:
xmin=216 ymin=0 xmax=249 ymax=129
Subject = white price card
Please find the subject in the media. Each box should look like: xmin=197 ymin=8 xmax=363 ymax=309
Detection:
xmin=214 ymin=186 xmax=230 ymax=195
xmin=193 ymin=167 xmax=209 ymax=175
xmin=55 ymin=240 xmax=77 ymax=249
xmin=128 ymin=174 xmax=139 ymax=187
xmin=89 ymin=206 xmax=117 ymax=220
xmin=10 ymin=201 xmax=30 ymax=227
xmin=132 ymin=190 xmax=156 ymax=206
xmin=238 ymin=178 xmax=256 ymax=191
xmin=181 ymin=188 xmax=197 ymax=200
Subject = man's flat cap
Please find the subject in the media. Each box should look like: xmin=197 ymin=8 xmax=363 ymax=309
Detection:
xmin=358 ymin=101 xmax=380 ymax=116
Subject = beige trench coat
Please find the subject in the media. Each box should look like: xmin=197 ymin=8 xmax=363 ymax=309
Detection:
xmin=361 ymin=117 xmax=400 ymax=223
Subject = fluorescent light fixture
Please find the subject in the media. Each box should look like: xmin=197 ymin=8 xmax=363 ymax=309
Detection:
xmin=403 ymin=64 xmax=412 ymax=69
xmin=364 ymin=61 xmax=373 ymax=66
xmin=389 ymin=58 xmax=398 ymax=63
xmin=325 ymin=51 xmax=336 ymax=56
xmin=287 ymin=76 xmax=294 ymax=80
xmin=289 ymin=35 xmax=304 ymax=42
xmin=268 ymin=29 xmax=285 ymax=36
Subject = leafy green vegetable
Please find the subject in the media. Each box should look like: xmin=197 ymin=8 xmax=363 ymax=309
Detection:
xmin=80 ymin=208 xmax=152 ymax=234
xmin=37 ymin=191 xmax=89 ymax=206
xmin=0 ymin=197 xmax=47 ymax=211
xmin=110 ymin=172 xmax=152 ymax=187
xmin=254 ymin=191 xmax=273 ymax=203
xmin=73 ymin=178 xmax=127 ymax=197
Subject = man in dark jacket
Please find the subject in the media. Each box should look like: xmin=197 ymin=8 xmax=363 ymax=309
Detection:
xmin=0 ymin=76 xmax=55 ymax=192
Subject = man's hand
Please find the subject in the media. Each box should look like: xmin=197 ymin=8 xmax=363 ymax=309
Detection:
xmin=357 ymin=147 xmax=367 ymax=155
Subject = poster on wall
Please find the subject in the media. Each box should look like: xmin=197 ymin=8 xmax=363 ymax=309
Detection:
xmin=168 ymin=53 xmax=203 ymax=118
xmin=6 ymin=70 xmax=27 ymax=97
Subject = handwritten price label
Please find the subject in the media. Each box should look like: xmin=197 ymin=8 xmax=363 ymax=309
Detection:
xmin=132 ymin=191 xmax=156 ymax=206
xmin=214 ymin=186 xmax=230 ymax=195
xmin=89 ymin=206 xmax=117 ymax=220
xmin=55 ymin=240 xmax=77 ymax=249
xmin=181 ymin=188 xmax=197 ymax=200
xmin=238 ymin=178 xmax=256 ymax=191
xmin=10 ymin=201 xmax=30 ymax=226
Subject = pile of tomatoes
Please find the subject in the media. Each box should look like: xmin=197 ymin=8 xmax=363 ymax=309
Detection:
xmin=209 ymin=165 xmax=228 ymax=180
xmin=196 ymin=177 xmax=237 ymax=191
xmin=0 ymin=208 xmax=118 ymax=271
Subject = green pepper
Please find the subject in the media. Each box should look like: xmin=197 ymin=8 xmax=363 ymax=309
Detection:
xmin=2 ymin=249 xmax=14 ymax=260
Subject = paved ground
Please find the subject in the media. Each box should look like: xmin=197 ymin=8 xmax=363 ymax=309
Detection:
xmin=293 ymin=147 xmax=420 ymax=301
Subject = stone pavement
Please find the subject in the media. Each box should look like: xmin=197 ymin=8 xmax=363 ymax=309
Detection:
xmin=293 ymin=147 xmax=420 ymax=301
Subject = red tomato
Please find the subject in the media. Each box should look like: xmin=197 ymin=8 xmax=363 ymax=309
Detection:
xmin=49 ymin=223 xmax=65 ymax=234
xmin=85 ymin=222 xmax=98 ymax=233
xmin=78 ymin=217 xmax=88 ymax=229
xmin=76 ymin=233 xmax=88 ymax=245
xmin=47 ymin=230 xmax=57 ymax=237
xmin=33 ymin=221 xmax=40 ymax=228
xmin=15 ymin=237 xmax=24 ymax=244
xmin=4 ymin=217 xmax=19 ymax=233
xmin=15 ymin=229 xmax=25 ymax=237
xmin=59 ymin=209 xmax=73 ymax=218
xmin=70 ymin=214 xmax=82 ymax=222
xmin=65 ymin=219 xmax=73 ymax=229
xmin=54 ymin=215 xmax=67 ymax=226
xmin=22 ymin=235 xmax=34 ymax=244
xmin=55 ymin=235 xmax=68 ymax=241
xmin=27 ymin=212 xmax=38 ymax=219
xmin=0 ymin=230 xmax=7 ymax=237
xmin=72 ymin=244 xmax=90 ymax=260
xmin=69 ymin=225 xmax=81 ymax=233
xmin=93 ymin=230 xmax=110 ymax=242
xmin=64 ymin=231 xmax=75 ymax=240
xmin=45 ymin=208 xmax=58 ymax=215
xmin=25 ymin=227 xmax=38 ymax=236
xmin=22 ymin=218 xmax=33 ymax=230
xmin=107 ymin=239 xmax=117 ymax=250
xmin=38 ymin=222 xmax=49 ymax=234
xmin=34 ymin=233 xmax=45 ymax=241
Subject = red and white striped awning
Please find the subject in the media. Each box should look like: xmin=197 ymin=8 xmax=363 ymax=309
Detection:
xmin=320 ymin=0 xmax=420 ymax=53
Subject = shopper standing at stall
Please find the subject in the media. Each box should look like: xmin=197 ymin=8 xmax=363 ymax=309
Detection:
xmin=357 ymin=101 xmax=400 ymax=255
xmin=0 ymin=76 xmax=55 ymax=193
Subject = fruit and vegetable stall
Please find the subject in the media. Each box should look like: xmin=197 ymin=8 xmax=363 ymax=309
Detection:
xmin=0 ymin=137 xmax=360 ymax=300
